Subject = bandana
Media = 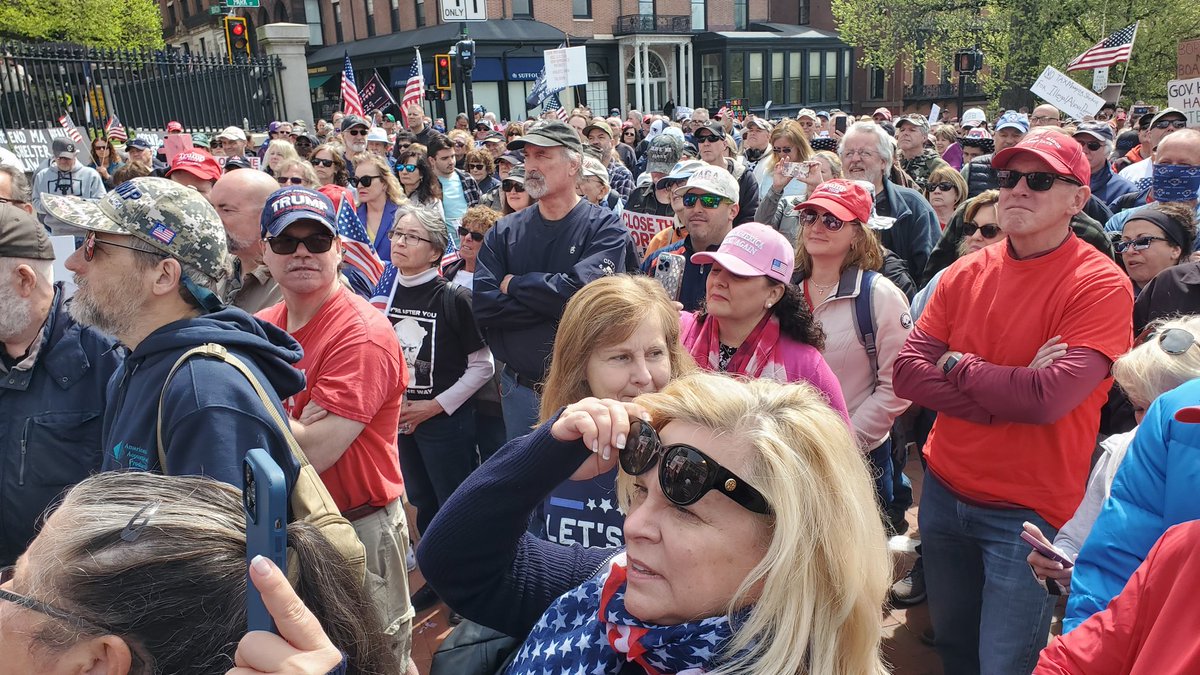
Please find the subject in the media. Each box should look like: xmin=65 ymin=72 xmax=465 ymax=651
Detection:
xmin=506 ymin=553 xmax=735 ymax=675
xmin=1152 ymin=163 xmax=1200 ymax=203
xmin=683 ymin=313 xmax=789 ymax=382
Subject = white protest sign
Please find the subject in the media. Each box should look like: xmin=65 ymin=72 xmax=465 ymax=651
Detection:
xmin=1030 ymin=66 xmax=1106 ymax=121
xmin=544 ymin=46 xmax=588 ymax=92
xmin=1168 ymin=77 xmax=1200 ymax=127
xmin=51 ymin=236 xmax=77 ymax=298
xmin=1092 ymin=67 xmax=1109 ymax=93
xmin=621 ymin=210 xmax=676 ymax=258
xmin=929 ymin=103 xmax=941 ymax=124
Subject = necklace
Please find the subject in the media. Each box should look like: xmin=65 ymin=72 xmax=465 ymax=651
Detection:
xmin=808 ymin=279 xmax=837 ymax=293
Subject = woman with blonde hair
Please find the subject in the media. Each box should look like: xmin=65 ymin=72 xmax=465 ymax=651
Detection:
xmin=754 ymin=119 xmax=815 ymax=201
xmin=419 ymin=370 xmax=891 ymax=675
xmin=263 ymin=138 xmax=299 ymax=176
xmin=274 ymin=157 xmax=320 ymax=188
xmin=447 ymin=129 xmax=473 ymax=170
xmin=353 ymin=153 xmax=407 ymax=258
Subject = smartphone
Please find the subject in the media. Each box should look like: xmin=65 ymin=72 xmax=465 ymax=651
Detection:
xmin=782 ymin=162 xmax=810 ymax=179
xmin=835 ymin=115 xmax=847 ymax=134
xmin=654 ymin=252 xmax=686 ymax=301
xmin=1020 ymin=530 xmax=1073 ymax=568
xmin=244 ymin=447 xmax=288 ymax=634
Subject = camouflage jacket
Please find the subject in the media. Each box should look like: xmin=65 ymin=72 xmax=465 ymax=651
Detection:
xmin=899 ymin=149 xmax=949 ymax=191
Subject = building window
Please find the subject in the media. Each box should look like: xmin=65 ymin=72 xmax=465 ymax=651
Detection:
xmin=573 ymin=0 xmax=590 ymax=18
xmin=390 ymin=0 xmax=400 ymax=30
xmin=701 ymin=53 xmax=722 ymax=109
xmin=199 ymin=37 xmax=206 ymax=54
xmin=734 ymin=0 xmax=748 ymax=30
xmin=824 ymin=51 xmax=837 ymax=101
xmin=333 ymin=1 xmax=344 ymax=43
xmin=690 ymin=0 xmax=705 ymax=31
xmin=365 ymin=0 xmax=375 ymax=36
xmin=771 ymin=52 xmax=783 ymax=106
xmin=415 ymin=0 xmax=425 ymax=26
xmin=639 ymin=0 xmax=653 ymax=16
xmin=729 ymin=51 xmax=744 ymax=99
xmin=306 ymin=0 xmax=324 ymax=46
xmin=798 ymin=0 xmax=809 ymax=24
xmin=808 ymin=51 xmax=820 ymax=103
xmin=512 ymin=0 xmax=532 ymax=18
xmin=748 ymin=52 xmax=764 ymax=105
xmin=869 ymin=66 xmax=885 ymax=100
xmin=842 ymin=50 xmax=851 ymax=101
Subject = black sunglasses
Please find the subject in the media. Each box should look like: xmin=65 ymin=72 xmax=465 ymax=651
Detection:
xmin=928 ymin=181 xmax=957 ymax=193
xmin=311 ymin=157 xmax=336 ymax=167
xmin=1076 ymin=140 xmax=1104 ymax=152
xmin=345 ymin=128 xmax=368 ymax=136
xmin=352 ymin=174 xmax=382 ymax=188
xmin=457 ymin=226 xmax=484 ymax=242
xmin=1115 ymin=235 xmax=1171 ymax=254
xmin=1138 ymin=327 xmax=1198 ymax=355
xmin=502 ymin=180 xmax=525 ymax=193
xmin=468 ymin=163 xmax=486 ymax=170
xmin=620 ymin=420 xmax=770 ymax=514
xmin=963 ymin=221 xmax=1002 ymax=239
xmin=695 ymin=134 xmax=722 ymax=144
xmin=277 ymin=176 xmax=305 ymax=185
xmin=1 ymin=566 xmax=114 ymax=632
xmin=798 ymin=208 xmax=851 ymax=231
xmin=995 ymin=169 xmax=1081 ymax=191
xmin=1153 ymin=119 xmax=1188 ymax=130
xmin=267 ymin=233 xmax=335 ymax=255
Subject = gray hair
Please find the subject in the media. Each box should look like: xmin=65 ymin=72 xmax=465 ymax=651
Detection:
xmin=396 ymin=202 xmax=449 ymax=264
xmin=0 ymin=163 xmax=33 ymax=203
xmin=0 ymin=256 xmax=54 ymax=285
xmin=841 ymin=122 xmax=894 ymax=164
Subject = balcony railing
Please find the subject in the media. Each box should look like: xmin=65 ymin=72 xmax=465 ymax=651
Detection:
xmin=614 ymin=14 xmax=694 ymax=35
xmin=903 ymin=81 xmax=984 ymax=100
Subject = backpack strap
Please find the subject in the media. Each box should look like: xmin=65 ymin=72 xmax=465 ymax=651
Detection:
xmin=852 ymin=270 xmax=880 ymax=391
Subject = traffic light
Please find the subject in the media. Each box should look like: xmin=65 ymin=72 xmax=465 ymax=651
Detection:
xmin=435 ymin=54 xmax=453 ymax=90
xmin=224 ymin=16 xmax=251 ymax=61
xmin=955 ymin=50 xmax=982 ymax=73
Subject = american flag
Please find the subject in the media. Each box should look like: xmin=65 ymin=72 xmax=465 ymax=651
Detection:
xmin=57 ymin=113 xmax=84 ymax=144
xmin=401 ymin=49 xmax=424 ymax=128
xmin=1067 ymin=23 xmax=1139 ymax=71
xmin=544 ymin=93 xmax=568 ymax=121
xmin=335 ymin=197 xmax=384 ymax=298
xmin=105 ymin=115 xmax=128 ymax=142
xmin=341 ymin=53 xmax=364 ymax=117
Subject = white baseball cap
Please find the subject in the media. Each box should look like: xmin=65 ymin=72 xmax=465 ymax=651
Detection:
xmin=673 ymin=164 xmax=740 ymax=204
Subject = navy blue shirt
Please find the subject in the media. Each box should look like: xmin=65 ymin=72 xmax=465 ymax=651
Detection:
xmin=642 ymin=236 xmax=715 ymax=312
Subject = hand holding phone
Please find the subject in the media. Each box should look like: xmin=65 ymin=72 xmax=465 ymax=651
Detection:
xmin=1022 ymin=522 xmax=1073 ymax=595
xmin=654 ymin=252 xmax=686 ymax=302
xmin=244 ymin=448 xmax=289 ymax=634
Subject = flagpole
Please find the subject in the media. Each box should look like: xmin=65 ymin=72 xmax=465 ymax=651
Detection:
xmin=1118 ymin=21 xmax=1139 ymax=84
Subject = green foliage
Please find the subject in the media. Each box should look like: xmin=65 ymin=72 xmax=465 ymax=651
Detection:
xmin=833 ymin=0 xmax=1200 ymax=109
xmin=0 ymin=0 xmax=164 ymax=50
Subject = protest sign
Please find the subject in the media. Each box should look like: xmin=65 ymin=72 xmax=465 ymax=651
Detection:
xmin=1 ymin=127 xmax=93 ymax=173
xmin=1179 ymin=38 xmax=1200 ymax=78
xmin=1030 ymin=66 xmax=1105 ymax=121
xmin=621 ymin=210 xmax=676 ymax=258
xmin=1167 ymin=76 xmax=1200 ymax=127
xmin=544 ymin=47 xmax=588 ymax=92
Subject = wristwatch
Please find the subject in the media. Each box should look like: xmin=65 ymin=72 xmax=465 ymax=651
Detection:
xmin=942 ymin=354 xmax=961 ymax=375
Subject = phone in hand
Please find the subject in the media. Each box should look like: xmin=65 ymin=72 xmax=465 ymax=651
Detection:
xmin=244 ymin=447 xmax=288 ymax=634
xmin=1020 ymin=530 xmax=1073 ymax=568
xmin=834 ymin=115 xmax=847 ymax=134
xmin=782 ymin=162 xmax=810 ymax=179
xmin=654 ymin=252 xmax=687 ymax=301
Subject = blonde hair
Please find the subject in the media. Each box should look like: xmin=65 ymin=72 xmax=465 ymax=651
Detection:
xmin=355 ymin=154 xmax=406 ymax=205
xmin=794 ymin=222 xmax=885 ymax=277
xmin=265 ymin=138 xmax=299 ymax=166
xmin=761 ymin=120 xmax=815 ymax=175
xmin=275 ymin=158 xmax=320 ymax=188
xmin=618 ymin=373 xmax=889 ymax=675
xmin=814 ymin=150 xmax=843 ymax=178
xmin=539 ymin=275 xmax=696 ymax=423
xmin=1114 ymin=315 xmax=1200 ymax=410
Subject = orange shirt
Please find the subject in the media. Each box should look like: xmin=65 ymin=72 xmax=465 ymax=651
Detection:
xmin=918 ymin=234 xmax=1133 ymax=526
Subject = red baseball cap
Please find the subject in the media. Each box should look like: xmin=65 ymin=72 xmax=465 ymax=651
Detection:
xmin=872 ymin=107 xmax=893 ymax=121
xmin=166 ymin=149 xmax=222 ymax=182
xmin=318 ymin=183 xmax=356 ymax=210
xmin=167 ymin=120 xmax=184 ymax=133
xmin=992 ymin=132 xmax=1090 ymax=187
xmin=794 ymin=179 xmax=872 ymax=223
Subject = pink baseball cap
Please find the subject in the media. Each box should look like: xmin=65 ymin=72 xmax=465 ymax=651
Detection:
xmin=794 ymin=179 xmax=873 ymax=224
xmin=691 ymin=223 xmax=794 ymax=283
xmin=166 ymin=149 xmax=222 ymax=182
xmin=992 ymin=132 xmax=1091 ymax=186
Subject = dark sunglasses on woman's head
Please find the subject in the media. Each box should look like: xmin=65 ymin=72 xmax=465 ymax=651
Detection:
xmin=266 ymin=233 xmax=335 ymax=255
xmin=468 ymin=163 xmax=486 ymax=171
xmin=620 ymin=420 xmax=771 ymax=515
xmin=310 ymin=158 xmax=335 ymax=167
xmin=681 ymin=193 xmax=727 ymax=209
xmin=502 ymin=180 xmax=525 ymax=193
xmin=396 ymin=163 xmax=419 ymax=173
xmin=1137 ymin=326 xmax=1198 ymax=355
xmin=276 ymin=176 xmax=305 ymax=185
xmin=798 ymin=208 xmax=850 ymax=231
xmin=962 ymin=221 xmax=1002 ymax=239
xmin=928 ymin=181 xmax=957 ymax=193
xmin=352 ymin=174 xmax=382 ymax=188
xmin=457 ymin=226 xmax=484 ymax=242
xmin=995 ymin=169 xmax=1082 ymax=191
xmin=1114 ymin=235 xmax=1171 ymax=254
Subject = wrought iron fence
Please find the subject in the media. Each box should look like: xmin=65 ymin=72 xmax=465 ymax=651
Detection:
xmin=0 ymin=40 xmax=285 ymax=138
xmin=903 ymin=81 xmax=984 ymax=101
xmin=613 ymin=15 xmax=695 ymax=36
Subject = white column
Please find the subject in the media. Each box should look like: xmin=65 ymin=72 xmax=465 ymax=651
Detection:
xmin=687 ymin=42 xmax=694 ymax=107
xmin=256 ymin=23 xmax=313 ymax=126
xmin=634 ymin=43 xmax=644 ymax=114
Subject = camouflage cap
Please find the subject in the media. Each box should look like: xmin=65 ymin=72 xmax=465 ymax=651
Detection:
xmin=41 ymin=177 xmax=230 ymax=281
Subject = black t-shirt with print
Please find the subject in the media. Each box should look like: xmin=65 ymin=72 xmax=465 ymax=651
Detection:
xmin=385 ymin=277 xmax=486 ymax=400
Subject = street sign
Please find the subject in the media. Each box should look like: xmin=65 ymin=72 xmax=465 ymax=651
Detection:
xmin=441 ymin=0 xmax=486 ymax=22
xmin=225 ymin=0 xmax=261 ymax=7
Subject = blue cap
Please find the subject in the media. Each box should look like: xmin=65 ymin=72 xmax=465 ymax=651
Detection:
xmin=655 ymin=159 xmax=708 ymax=190
xmin=127 ymin=137 xmax=153 ymax=150
xmin=260 ymin=187 xmax=337 ymax=238
xmin=995 ymin=111 xmax=1030 ymax=134
xmin=1074 ymin=121 xmax=1115 ymax=143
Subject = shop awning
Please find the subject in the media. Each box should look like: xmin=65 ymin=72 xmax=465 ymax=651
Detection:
xmin=308 ymin=73 xmax=334 ymax=90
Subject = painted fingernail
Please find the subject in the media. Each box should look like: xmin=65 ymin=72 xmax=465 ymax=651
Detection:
xmin=602 ymin=445 xmax=611 ymax=461
xmin=592 ymin=439 xmax=600 ymax=454
xmin=616 ymin=433 xmax=626 ymax=449
xmin=251 ymin=554 xmax=272 ymax=575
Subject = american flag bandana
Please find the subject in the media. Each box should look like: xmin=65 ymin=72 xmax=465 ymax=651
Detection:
xmin=505 ymin=553 xmax=734 ymax=675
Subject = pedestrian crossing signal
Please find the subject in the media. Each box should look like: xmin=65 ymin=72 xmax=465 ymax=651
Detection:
xmin=435 ymin=54 xmax=453 ymax=90
xmin=224 ymin=16 xmax=251 ymax=61
xmin=955 ymin=50 xmax=982 ymax=73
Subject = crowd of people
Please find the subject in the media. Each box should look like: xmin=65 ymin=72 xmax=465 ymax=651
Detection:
xmin=1 ymin=92 xmax=1199 ymax=675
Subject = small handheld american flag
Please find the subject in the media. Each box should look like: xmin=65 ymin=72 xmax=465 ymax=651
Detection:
xmin=58 ymin=113 xmax=84 ymax=144
xmin=335 ymin=197 xmax=384 ymax=298
xmin=105 ymin=115 xmax=128 ymax=142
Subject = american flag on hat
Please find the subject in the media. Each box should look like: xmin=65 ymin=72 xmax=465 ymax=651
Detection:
xmin=105 ymin=115 xmax=128 ymax=142
xmin=1067 ymin=22 xmax=1139 ymax=71
xmin=57 ymin=113 xmax=84 ymax=144
xmin=400 ymin=48 xmax=424 ymax=127
xmin=341 ymin=52 xmax=365 ymax=117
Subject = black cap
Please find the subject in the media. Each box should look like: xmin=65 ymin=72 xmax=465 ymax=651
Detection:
xmin=340 ymin=115 xmax=369 ymax=131
xmin=506 ymin=120 xmax=584 ymax=154
xmin=694 ymin=121 xmax=727 ymax=140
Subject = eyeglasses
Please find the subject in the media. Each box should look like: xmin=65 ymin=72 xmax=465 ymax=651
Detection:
xmin=798 ymin=209 xmax=851 ymax=231
xmin=1 ymin=566 xmax=112 ymax=632
xmin=842 ymin=149 xmax=878 ymax=159
xmin=457 ymin=226 xmax=484 ymax=242
xmin=82 ymin=232 xmax=169 ymax=262
xmin=397 ymin=144 xmax=411 ymax=152
xmin=929 ymin=181 xmax=957 ymax=193
xmin=266 ymin=233 xmax=335 ymax=254
xmin=620 ymin=420 xmax=771 ymax=514
xmin=681 ymin=193 xmax=728 ymax=209
xmin=311 ymin=158 xmax=335 ymax=168
xmin=468 ymin=163 xmax=486 ymax=171
xmin=995 ymin=169 xmax=1082 ymax=191
xmin=277 ymin=176 xmax=305 ymax=185
xmin=211 ymin=141 xmax=225 ymax=148
xmin=352 ymin=174 xmax=382 ymax=188
xmin=345 ymin=128 xmax=368 ymax=136
xmin=694 ymin=134 xmax=722 ymax=144
xmin=1030 ymin=115 xmax=1060 ymax=124
xmin=963 ymin=221 xmax=1002 ymax=239
xmin=1115 ymin=235 xmax=1171 ymax=254
xmin=388 ymin=230 xmax=433 ymax=246
xmin=771 ymin=146 xmax=795 ymax=155
xmin=502 ymin=180 xmax=525 ymax=193
xmin=454 ymin=141 xmax=467 ymax=148
xmin=397 ymin=163 xmax=419 ymax=173
xmin=1138 ymin=327 xmax=1198 ymax=355
xmin=1153 ymin=119 xmax=1188 ymax=130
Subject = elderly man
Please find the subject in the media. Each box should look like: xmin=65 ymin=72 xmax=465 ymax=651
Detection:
xmin=0 ymin=202 xmax=121 ymax=566
xmin=796 ymin=109 xmax=819 ymax=140
xmin=894 ymin=132 xmax=1133 ymax=675
xmin=1104 ymin=129 xmax=1200 ymax=235
xmin=31 ymin=138 xmax=105 ymax=235
xmin=895 ymin=114 xmax=950 ymax=190
xmin=1030 ymin=103 xmax=1062 ymax=128
xmin=340 ymin=115 xmax=372 ymax=179
xmin=582 ymin=118 xmax=634 ymax=200
xmin=43 ymin=177 xmax=305 ymax=488
xmin=0 ymin=163 xmax=33 ymax=215
xmin=209 ymin=168 xmax=285 ymax=312
xmin=1075 ymin=122 xmax=1136 ymax=207
xmin=1118 ymin=108 xmax=1190 ymax=184
xmin=840 ymin=121 xmax=940 ymax=278
xmin=255 ymin=187 xmax=414 ymax=673
xmin=474 ymin=121 xmax=639 ymax=440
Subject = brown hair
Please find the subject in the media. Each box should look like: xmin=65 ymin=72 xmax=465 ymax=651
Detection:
xmin=310 ymin=143 xmax=350 ymax=187
xmin=461 ymin=205 xmax=502 ymax=234
xmin=924 ymin=165 xmax=968 ymax=206
xmin=794 ymin=224 xmax=884 ymax=277
xmin=465 ymin=148 xmax=494 ymax=176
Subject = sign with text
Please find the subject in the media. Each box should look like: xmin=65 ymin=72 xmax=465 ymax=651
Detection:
xmin=1 ymin=127 xmax=93 ymax=173
xmin=1167 ymin=77 xmax=1200 ymax=127
xmin=1179 ymin=38 xmax=1200 ymax=79
xmin=1030 ymin=66 xmax=1105 ymax=122
xmin=440 ymin=0 xmax=485 ymax=22
xmin=544 ymin=46 xmax=588 ymax=92
xmin=621 ymin=210 xmax=676 ymax=258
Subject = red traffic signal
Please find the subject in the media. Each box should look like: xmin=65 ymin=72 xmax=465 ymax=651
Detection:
xmin=435 ymin=54 xmax=453 ymax=90
xmin=224 ymin=16 xmax=251 ymax=61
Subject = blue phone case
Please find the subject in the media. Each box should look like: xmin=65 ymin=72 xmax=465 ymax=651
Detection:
xmin=244 ymin=447 xmax=288 ymax=634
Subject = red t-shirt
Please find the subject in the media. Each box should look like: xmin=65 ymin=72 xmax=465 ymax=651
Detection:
xmin=918 ymin=234 xmax=1133 ymax=526
xmin=258 ymin=286 xmax=408 ymax=512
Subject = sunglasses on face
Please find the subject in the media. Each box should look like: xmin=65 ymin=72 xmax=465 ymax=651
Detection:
xmin=1076 ymin=140 xmax=1103 ymax=152
xmin=454 ymin=141 xmax=467 ymax=148
xmin=81 ymin=232 xmax=168 ymax=262
xmin=277 ymin=176 xmax=305 ymax=185
xmin=352 ymin=174 xmax=382 ymax=188
xmin=1138 ymin=326 xmax=1198 ymax=355
xmin=995 ymin=169 xmax=1081 ymax=191
xmin=266 ymin=233 xmax=334 ymax=255
xmin=771 ymin=146 xmax=795 ymax=155
xmin=798 ymin=209 xmax=851 ymax=231
xmin=1115 ymin=235 xmax=1171 ymax=254
xmin=963 ymin=221 xmax=1002 ymax=239
xmin=502 ymin=180 xmax=525 ymax=193
xmin=620 ymin=420 xmax=771 ymax=514
xmin=397 ymin=163 xmax=418 ymax=173
xmin=928 ymin=181 xmax=957 ymax=193
xmin=397 ymin=143 xmax=411 ymax=152
xmin=681 ymin=193 xmax=727 ymax=209
xmin=1153 ymin=119 xmax=1188 ymax=130
xmin=311 ymin=158 xmax=335 ymax=167
xmin=457 ymin=226 xmax=484 ymax=242
xmin=346 ymin=128 xmax=368 ymax=136
xmin=468 ymin=163 xmax=486 ymax=170
xmin=694 ymin=134 xmax=722 ymax=144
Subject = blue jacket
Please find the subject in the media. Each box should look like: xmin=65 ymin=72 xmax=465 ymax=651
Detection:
xmin=879 ymin=180 xmax=940 ymax=279
xmin=100 ymin=307 xmax=306 ymax=491
xmin=1066 ymin=378 xmax=1200 ymax=632
xmin=0 ymin=285 xmax=122 ymax=565
xmin=1091 ymin=165 xmax=1137 ymax=209
xmin=357 ymin=200 xmax=399 ymax=262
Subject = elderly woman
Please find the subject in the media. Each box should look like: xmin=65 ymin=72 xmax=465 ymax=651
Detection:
xmin=263 ymin=138 xmax=299 ymax=176
xmin=274 ymin=157 xmax=320 ymax=188
xmin=443 ymin=205 xmax=500 ymax=290
xmin=419 ymin=370 xmax=891 ymax=675
xmin=447 ymin=129 xmax=473 ymax=170
xmin=933 ymin=124 xmax=963 ymax=170
xmin=924 ymin=164 xmax=969 ymax=230
xmin=0 ymin=471 xmax=396 ymax=674
xmin=353 ymin=154 xmax=407 ymax=259
xmin=465 ymin=148 xmax=500 ymax=194
xmin=310 ymin=143 xmax=351 ymax=188
xmin=1117 ymin=202 xmax=1198 ymax=294
xmin=579 ymin=156 xmax=622 ymax=215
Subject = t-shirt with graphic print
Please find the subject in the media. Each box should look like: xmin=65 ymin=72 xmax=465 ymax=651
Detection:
xmin=381 ymin=275 xmax=485 ymax=400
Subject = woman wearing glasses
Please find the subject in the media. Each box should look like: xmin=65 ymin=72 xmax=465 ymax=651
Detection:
xmin=1116 ymin=202 xmax=1197 ymax=294
xmin=465 ymin=149 xmax=500 ymax=195
xmin=309 ymin=143 xmax=352 ymax=189
xmin=793 ymin=179 xmax=914 ymax=511
xmin=353 ymin=155 xmax=407 ymax=259
xmin=447 ymin=129 xmax=474 ymax=170
xmin=912 ymin=191 xmax=1004 ymax=319
xmin=417 ymin=370 xmax=890 ymax=674
xmin=274 ymin=158 xmax=320 ymax=189
xmin=395 ymin=149 xmax=444 ymax=216
xmin=923 ymin=165 xmax=969 ymax=231
xmin=753 ymin=120 xmax=815 ymax=202
xmin=88 ymin=136 xmax=123 ymax=189
xmin=442 ymin=205 xmax=500 ymax=291
xmin=500 ymin=165 xmax=534 ymax=215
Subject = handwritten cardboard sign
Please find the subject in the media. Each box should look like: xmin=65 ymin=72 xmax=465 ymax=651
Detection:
xmin=544 ymin=47 xmax=588 ymax=92
xmin=1030 ymin=66 xmax=1105 ymax=121
xmin=621 ymin=210 xmax=676 ymax=258
xmin=1168 ymin=77 xmax=1200 ymax=127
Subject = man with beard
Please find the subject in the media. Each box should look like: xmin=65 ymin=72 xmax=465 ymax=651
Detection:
xmin=474 ymin=121 xmax=639 ymax=440
xmin=31 ymin=138 xmax=105 ymax=236
xmin=0 ymin=202 xmax=122 ymax=566
xmin=43 ymin=177 xmax=305 ymax=489
xmin=340 ymin=114 xmax=372 ymax=180
xmin=210 ymin=168 xmax=285 ymax=312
